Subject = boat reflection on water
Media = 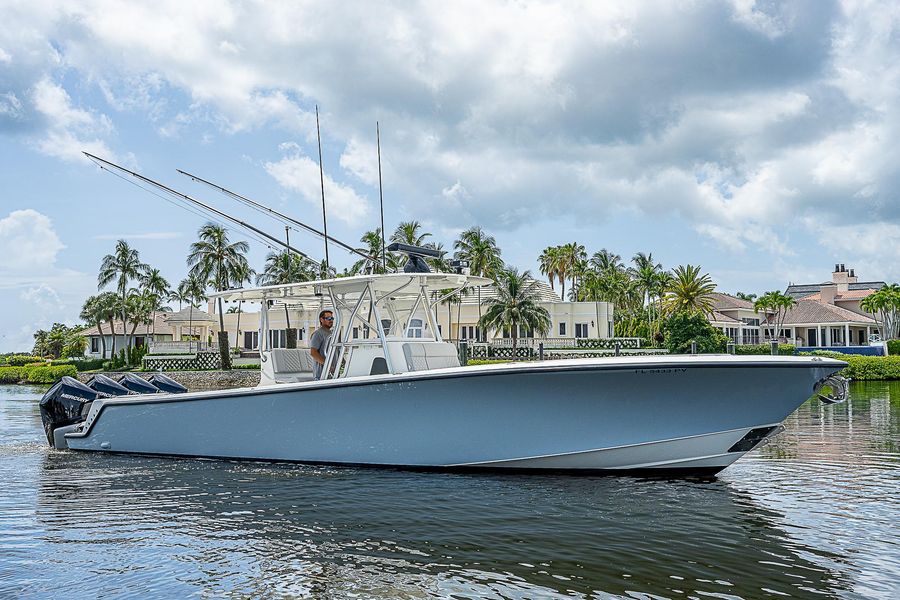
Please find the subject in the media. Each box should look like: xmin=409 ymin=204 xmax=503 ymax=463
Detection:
xmin=35 ymin=452 xmax=853 ymax=599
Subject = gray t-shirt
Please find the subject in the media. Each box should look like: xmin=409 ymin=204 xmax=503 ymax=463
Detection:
xmin=309 ymin=326 xmax=333 ymax=379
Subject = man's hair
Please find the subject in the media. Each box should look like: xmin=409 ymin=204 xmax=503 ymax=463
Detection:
xmin=319 ymin=309 xmax=333 ymax=320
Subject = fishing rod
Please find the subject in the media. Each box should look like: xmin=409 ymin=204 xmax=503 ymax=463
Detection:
xmin=175 ymin=169 xmax=372 ymax=262
xmin=377 ymin=121 xmax=387 ymax=273
xmin=315 ymin=105 xmax=330 ymax=272
xmin=83 ymin=152 xmax=311 ymax=259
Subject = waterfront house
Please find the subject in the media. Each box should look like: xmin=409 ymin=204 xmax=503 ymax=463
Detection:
xmin=79 ymin=307 xmax=217 ymax=358
xmin=709 ymin=265 xmax=883 ymax=348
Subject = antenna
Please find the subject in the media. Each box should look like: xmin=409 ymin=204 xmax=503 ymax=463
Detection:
xmin=377 ymin=121 xmax=386 ymax=273
xmin=316 ymin=105 xmax=330 ymax=272
xmin=82 ymin=152 xmax=309 ymax=258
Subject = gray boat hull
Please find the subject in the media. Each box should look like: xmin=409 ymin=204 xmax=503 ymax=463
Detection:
xmin=64 ymin=357 xmax=844 ymax=473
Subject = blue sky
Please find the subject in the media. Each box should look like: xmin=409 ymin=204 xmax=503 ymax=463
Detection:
xmin=1 ymin=0 xmax=899 ymax=352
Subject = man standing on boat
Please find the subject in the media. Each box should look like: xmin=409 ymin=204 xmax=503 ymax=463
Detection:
xmin=310 ymin=309 xmax=334 ymax=380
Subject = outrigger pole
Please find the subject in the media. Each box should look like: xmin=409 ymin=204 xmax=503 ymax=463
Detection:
xmin=376 ymin=121 xmax=387 ymax=273
xmin=315 ymin=105 xmax=330 ymax=272
xmin=175 ymin=169 xmax=372 ymax=262
xmin=82 ymin=152 xmax=311 ymax=259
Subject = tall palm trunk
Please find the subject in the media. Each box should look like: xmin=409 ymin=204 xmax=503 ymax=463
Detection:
xmin=235 ymin=301 xmax=243 ymax=352
xmin=217 ymin=296 xmax=232 ymax=369
xmin=97 ymin=320 xmax=107 ymax=359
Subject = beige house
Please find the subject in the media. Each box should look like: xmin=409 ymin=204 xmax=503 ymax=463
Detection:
xmin=709 ymin=265 xmax=883 ymax=348
xmin=211 ymin=278 xmax=615 ymax=352
xmin=80 ymin=307 xmax=218 ymax=358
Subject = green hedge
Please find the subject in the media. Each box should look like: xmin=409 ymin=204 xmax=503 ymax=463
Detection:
xmin=5 ymin=355 xmax=44 ymax=366
xmin=735 ymin=344 xmax=796 ymax=356
xmin=887 ymin=340 xmax=900 ymax=356
xmin=0 ymin=365 xmax=78 ymax=384
xmin=49 ymin=358 xmax=106 ymax=371
xmin=233 ymin=363 xmax=261 ymax=369
xmin=800 ymin=351 xmax=900 ymax=380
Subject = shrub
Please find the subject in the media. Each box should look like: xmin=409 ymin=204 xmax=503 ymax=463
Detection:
xmin=734 ymin=344 xmax=796 ymax=356
xmin=6 ymin=355 xmax=43 ymax=366
xmin=663 ymin=311 xmax=728 ymax=354
xmin=233 ymin=363 xmax=261 ymax=369
xmin=0 ymin=365 xmax=77 ymax=384
xmin=799 ymin=351 xmax=900 ymax=380
xmin=887 ymin=340 xmax=900 ymax=356
xmin=50 ymin=358 xmax=106 ymax=371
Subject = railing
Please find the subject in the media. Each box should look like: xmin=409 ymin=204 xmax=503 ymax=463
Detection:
xmin=148 ymin=341 xmax=212 ymax=354
xmin=487 ymin=337 xmax=642 ymax=349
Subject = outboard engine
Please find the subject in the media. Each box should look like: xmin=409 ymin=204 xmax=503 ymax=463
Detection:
xmin=119 ymin=373 xmax=160 ymax=394
xmin=148 ymin=373 xmax=188 ymax=394
xmin=39 ymin=376 xmax=97 ymax=447
xmin=86 ymin=373 xmax=132 ymax=398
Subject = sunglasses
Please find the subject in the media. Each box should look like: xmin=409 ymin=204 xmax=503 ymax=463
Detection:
xmin=322 ymin=316 xmax=334 ymax=321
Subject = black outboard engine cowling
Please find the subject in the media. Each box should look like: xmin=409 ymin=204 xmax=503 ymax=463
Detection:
xmin=119 ymin=373 xmax=160 ymax=394
xmin=39 ymin=376 xmax=97 ymax=446
xmin=86 ymin=374 xmax=132 ymax=398
xmin=148 ymin=373 xmax=188 ymax=394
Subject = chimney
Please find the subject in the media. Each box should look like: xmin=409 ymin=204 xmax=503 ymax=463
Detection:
xmin=820 ymin=283 xmax=837 ymax=304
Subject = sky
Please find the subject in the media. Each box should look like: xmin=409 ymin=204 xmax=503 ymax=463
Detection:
xmin=1 ymin=0 xmax=899 ymax=352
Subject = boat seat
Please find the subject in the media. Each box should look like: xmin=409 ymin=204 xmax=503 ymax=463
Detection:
xmin=268 ymin=348 xmax=315 ymax=383
xmin=401 ymin=343 xmax=461 ymax=372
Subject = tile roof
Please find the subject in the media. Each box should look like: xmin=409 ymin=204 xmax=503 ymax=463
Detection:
xmin=710 ymin=292 xmax=754 ymax=310
xmin=78 ymin=311 xmax=174 ymax=336
xmin=709 ymin=311 xmax=740 ymax=324
xmin=800 ymin=289 xmax=875 ymax=301
xmin=164 ymin=307 xmax=217 ymax=323
xmin=781 ymin=300 xmax=876 ymax=325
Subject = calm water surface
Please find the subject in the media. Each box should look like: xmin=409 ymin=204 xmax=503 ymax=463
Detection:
xmin=1 ymin=382 xmax=898 ymax=599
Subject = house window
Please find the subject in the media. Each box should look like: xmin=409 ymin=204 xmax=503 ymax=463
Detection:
xmin=244 ymin=331 xmax=259 ymax=349
xmin=725 ymin=327 xmax=739 ymax=343
xmin=517 ymin=325 xmax=534 ymax=338
xmin=268 ymin=329 xmax=287 ymax=349
xmin=559 ymin=322 xmax=566 ymax=336
xmin=134 ymin=336 xmax=145 ymax=348
xmin=575 ymin=323 xmax=589 ymax=338
xmin=460 ymin=325 xmax=481 ymax=340
xmin=741 ymin=318 xmax=760 ymax=326
xmin=91 ymin=337 xmax=100 ymax=353
xmin=742 ymin=328 xmax=760 ymax=344
xmin=408 ymin=318 xmax=424 ymax=338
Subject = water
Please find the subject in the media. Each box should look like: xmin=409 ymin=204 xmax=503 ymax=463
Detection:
xmin=1 ymin=383 xmax=898 ymax=599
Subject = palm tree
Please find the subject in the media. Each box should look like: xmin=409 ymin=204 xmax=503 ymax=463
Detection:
xmin=176 ymin=274 xmax=207 ymax=352
xmin=139 ymin=267 xmax=171 ymax=341
xmin=861 ymin=284 xmax=900 ymax=340
xmin=479 ymin=268 xmax=551 ymax=352
xmin=664 ymin=264 xmax=717 ymax=316
xmin=229 ymin=262 xmax=255 ymax=351
xmin=538 ymin=246 xmax=561 ymax=292
xmin=352 ymin=229 xmax=386 ymax=275
xmin=97 ymin=240 xmax=148 ymax=363
xmin=257 ymin=250 xmax=316 ymax=346
xmin=559 ymin=242 xmax=586 ymax=298
xmin=734 ymin=292 xmax=758 ymax=302
xmin=630 ymin=252 xmax=664 ymax=335
xmin=454 ymin=226 xmax=503 ymax=341
xmin=187 ymin=223 xmax=251 ymax=367
xmin=391 ymin=221 xmax=431 ymax=246
xmin=79 ymin=295 xmax=107 ymax=359
xmin=753 ymin=291 xmax=797 ymax=342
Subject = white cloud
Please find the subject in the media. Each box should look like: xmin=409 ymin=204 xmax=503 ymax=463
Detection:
xmin=0 ymin=47 xmax=10 ymax=64
xmin=20 ymin=283 xmax=63 ymax=311
xmin=265 ymin=146 xmax=371 ymax=226
xmin=30 ymin=78 xmax=116 ymax=162
xmin=0 ymin=209 xmax=65 ymax=269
